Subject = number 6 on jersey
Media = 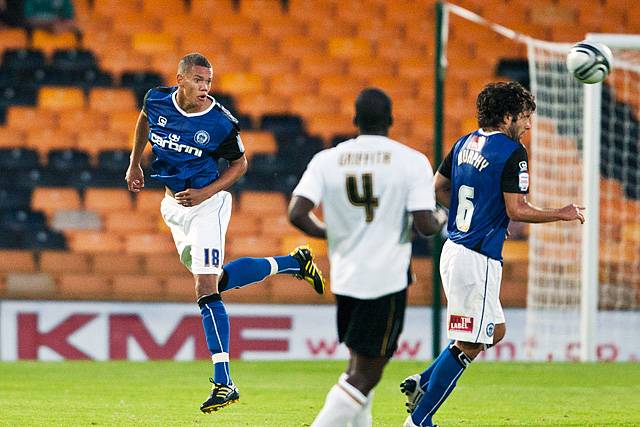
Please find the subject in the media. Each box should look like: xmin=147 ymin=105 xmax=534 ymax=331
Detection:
xmin=455 ymin=185 xmax=475 ymax=232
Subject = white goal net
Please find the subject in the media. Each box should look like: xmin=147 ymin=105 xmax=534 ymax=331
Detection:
xmin=526 ymin=36 xmax=640 ymax=361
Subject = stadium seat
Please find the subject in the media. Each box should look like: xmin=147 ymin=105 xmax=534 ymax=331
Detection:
xmin=377 ymin=39 xmax=426 ymax=62
xmin=258 ymin=15 xmax=304 ymax=41
xmin=31 ymin=187 xmax=81 ymax=216
xmin=26 ymin=128 xmax=77 ymax=157
xmin=0 ymin=208 xmax=46 ymax=233
xmin=306 ymin=16 xmax=355 ymax=40
xmin=305 ymin=112 xmax=356 ymax=142
xmin=241 ymin=131 xmax=277 ymax=158
xmin=89 ymin=88 xmax=137 ymax=113
xmin=318 ymin=75 xmax=364 ymax=99
xmin=58 ymin=273 xmax=111 ymax=298
xmin=0 ymin=147 xmax=39 ymax=170
xmin=268 ymin=74 xmax=317 ymax=98
xmin=327 ymin=37 xmax=372 ymax=59
xmin=235 ymin=93 xmax=289 ymax=119
xmin=39 ymin=250 xmax=91 ymax=274
xmin=249 ymin=53 xmax=296 ymax=79
xmin=141 ymin=0 xmax=186 ymax=17
xmin=108 ymin=110 xmax=139 ymax=134
xmin=68 ymin=231 xmax=124 ymax=253
xmin=208 ymin=12 xmax=258 ymax=39
xmin=6 ymin=106 xmax=57 ymax=132
xmin=58 ymin=109 xmax=105 ymax=133
xmin=227 ymin=214 xmax=260 ymax=238
xmin=287 ymin=0 xmax=336 ymax=23
xmin=347 ymin=57 xmax=395 ymax=80
xmin=31 ymin=30 xmax=78 ymax=55
xmin=104 ymin=210 xmax=157 ymax=234
xmin=355 ymin=19 xmax=403 ymax=44
xmin=227 ymin=235 xmax=282 ymax=258
xmin=92 ymin=0 xmax=141 ymax=16
xmin=163 ymin=274 xmax=196 ymax=300
xmin=15 ymin=166 xmax=70 ymax=189
xmin=0 ymin=28 xmax=28 ymax=51
xmin=277 ymin=35 xmax=324 ymax=59
xmin=92 ymin=253 xmax=144 ymax=275
xmin=397 ymin=56 xmax=434 ymax=80
xmin=132 ymin=32 xmax=177 ymax=56
xmin=51 ymin=49 xmax=97 ymax=72
xmin=22 ymin=228 xmax=67 ymax=250
xmin=136 ymin=190 xmax=165 ymax=214
xmin=298 ymin=54 xmax=346 ymax=80
xmin=290 ymin=95 xmax=341 ymax=117
xmin=0 ymin=250 xmax=36 ymax=273
xmin=281 ymin=234 xmax=327 ymax=257
xmin=0 ymin=127 xmax=25 ymax=149
xmin=270 ymin=274 xmax=330 ymax=305
xmin=239 ymin=191 xmax=287 ymax=216
xmin=5 ymin=272 xmax=56 ymax=296
xmin=1 ymin=48 xmax=46 ymax=72
xmin=144 ymin=253 xmax=186 ymax=275
xmin=76 ymin=130 xmax=129 ymax=158
xmin=124 ymin=233 xmax=175 ymax=254
xmin=38 ymin=87 xmax=85 ymax=111
xmin=84 ymin=188 xmax=133 ymax=213
xmin=0 ymin=228 xmax=22 ymax=248
xmin=47 ymin=149 xmax=90 ymax=172
xmin=50 ymin=209 xmax=102 ymax=233
xmin=218 ymin=72 xmax=264 ymax=96
xmin=112 ymin=274 xmax=165 ymax=300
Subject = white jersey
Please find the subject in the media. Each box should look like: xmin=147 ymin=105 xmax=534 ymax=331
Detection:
xmin=293 ymin=135 xmax=437 ymax=299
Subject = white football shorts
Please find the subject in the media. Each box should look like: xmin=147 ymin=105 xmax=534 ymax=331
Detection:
xmin=160 ymin=191 xmax=232 ymax=275
xmin=440 ymin=239 xmax=505 ymax=345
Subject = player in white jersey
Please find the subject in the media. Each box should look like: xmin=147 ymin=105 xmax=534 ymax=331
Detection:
xmin=289 ymin=88 xmax=447 ymax=427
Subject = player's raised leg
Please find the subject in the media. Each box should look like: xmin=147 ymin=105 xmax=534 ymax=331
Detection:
xmin=217 ymin=245 xmax=325 ymax=294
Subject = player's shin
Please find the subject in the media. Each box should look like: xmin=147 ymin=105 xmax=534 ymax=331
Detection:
xmin=410 ymin=346 xmax=471 ymax=427
xmin=311 ymin=376 xmax=368 ymax=427
xmin=218 ymin=255 xmax=300 ymax=292
xmin=198 ymin=293 xmax=232 ymax=385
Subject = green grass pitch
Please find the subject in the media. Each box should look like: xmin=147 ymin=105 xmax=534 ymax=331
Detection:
xmin=1 ymin=360 xmax=638 ymax=426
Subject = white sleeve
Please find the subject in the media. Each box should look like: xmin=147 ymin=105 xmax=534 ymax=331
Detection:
xmin=292 ymin=154 xmax=324 ymax=206
xmin=407 ymin=153 xmax=436 ymax=211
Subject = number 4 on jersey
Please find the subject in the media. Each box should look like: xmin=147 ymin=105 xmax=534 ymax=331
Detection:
xmin=346 ymin=173 xmax=379 ymax=222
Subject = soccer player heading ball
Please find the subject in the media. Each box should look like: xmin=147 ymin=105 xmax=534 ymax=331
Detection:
xmin=401 ymin=82 xmax=585 ymax=427
xmin=125 ymin=53 xmax=326 ymax=414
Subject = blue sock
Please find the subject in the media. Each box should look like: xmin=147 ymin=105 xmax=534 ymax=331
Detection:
xmin=411 ymin=346 xmax=470 ymax=427
xmin=419 ymin=340 xmax=455 ymax=389
xmin=219 ymin=255 xmax=300 ymax=292
xmin=198 ymin=295 xmax=232 ymax=386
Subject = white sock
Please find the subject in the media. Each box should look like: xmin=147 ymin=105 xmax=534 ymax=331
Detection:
xmin=311 ymin=377 xmax=367 ymax=427
xmin=349 ymin=389 xmax=374 ymax=427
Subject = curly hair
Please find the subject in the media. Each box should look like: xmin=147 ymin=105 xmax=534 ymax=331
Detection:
xmin=476 ymin=82 xmax=536 ymax=128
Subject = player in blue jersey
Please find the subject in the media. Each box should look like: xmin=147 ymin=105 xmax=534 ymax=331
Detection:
xmin=402 ymin=82 xmax=585 ymax=427
xmin=125 ymin=53 xmax=325 ymax=414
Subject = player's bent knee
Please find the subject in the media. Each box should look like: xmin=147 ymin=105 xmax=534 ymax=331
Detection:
xmin=493 ymin=323 xmax=506 ymax=344
xmin=194 ymin=274 xmax=221 ymax=299
xmin=455 ymin=341 xmax=484 ymax=359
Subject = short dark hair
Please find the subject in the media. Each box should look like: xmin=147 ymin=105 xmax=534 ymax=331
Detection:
xmin=354 ymin=87 xmax=392 ymax=132
xmin=476 ymin=81 xmax=536 ymax=128
xmin=178 ymin=53 xmax=211 ymax=75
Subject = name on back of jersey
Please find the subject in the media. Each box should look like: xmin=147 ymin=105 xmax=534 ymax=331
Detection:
xmin=338 ymin=151 xmax=391 ymax=166
xmin=150 ymin=131 xmax=203 ymax=157
xmin=457 ymin=148 xmax=489 ymax=171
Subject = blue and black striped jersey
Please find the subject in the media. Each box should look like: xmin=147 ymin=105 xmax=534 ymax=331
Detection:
xmin=143 ymin=86 xmax=244 ymax=193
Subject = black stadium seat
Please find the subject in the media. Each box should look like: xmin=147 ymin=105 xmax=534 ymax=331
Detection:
xmin=47 ymin=149 xmax=90 ymax=172
xmin=22 ymin=228 xmax=67 ymax=250
xmin=0 ymin=148 xmax=40 ymax=170
xmin=0 ymin=209 xmax=47 ymax=233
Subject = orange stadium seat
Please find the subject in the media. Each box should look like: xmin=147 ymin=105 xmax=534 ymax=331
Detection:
xmin=108 ymin=110 xmax=140 ymax=134
xmin=270 ymin=274 xmax=330 ymax=305
xmin=306 ymin=113 xmax=356 ymax=142
xmin=230 ymin=35 xmax=277 ymax=59
xmin=234 ymin=93 xmax=290 ymax=119
xmin=26 ymin=128 xmax=77 ymax=157
xmin=58 ymin=109 xmax=106 ymax=133
xmin=242 ymin=131 xmax=277 ymax=158
xmin=298 ymin=53 xmax=346 ymax=80
xmin=260 ymin=213 xmax=301 ymax=238
xmin=239 ymin=191 xmax=287 ymax=216
xmin=369 ymin=76 xmax=417 ymax=99
xmin=227 ymin=215 xmax=261 ymax=238
xmin=227 ymin=235 xmax=281 ymax=258
xmin=290 ymin=94 xmax=341 ymax=117
xmin=89 ymin=88 xmax=137 ymax=113
xmin=348 ymin=57 xmax=395 ymax=80
xmin=355 ymin=20 xmax=403 ymax=44
xmin=132 ymin=32 xmax=177 ymax=56
xmin=92 ymin=0 xmax=141 ymax=17
xmin=318 ymin=75 xmax=364 ymax=99
xmin=217 ymin=72 xmax=263 ymax=96
xmin=31 ymin=29 xmax=78 ymax=54
xmin=136 ymin=190 xmax=166 ymax=213
xmin=104 ymin=211 xmax=158 ymax=234
xmin=144 ymin=253 xmax=186 ymax=275
xmin=0 ymin=250 xmax=36 ymax=273
xmin=39 ymin=251 xmax=91 ymax=274
xmin=0 ymin=28 xmax=28 ymax=50
xmin=377 ymin=39 xmax=426 ymax=62
xmin=125 ymin=233 xmax=175 ymax=254
xmin=31 ymin=187 xmax=81 ymax=216
xmin=328 ymin=37 xmax=372 ymax=59
xmin=278 ymin=35 xmax=325 ymax=59
xmin=384 ymin=1 xmax=431 ymax=25
xmin=58 ymin=274 xmax=111 ymax=298
xmin=76 ymin=129 xmax=129 ymax=158
xmin=259 ymin=15 xmax=305 ymax=41
xmin=306 ymin=17 xmax=356 ymax=41
xmin=397 ymin=56 xmax=434 ymax=80
xmin=268 ymin=74 xmax=317 ymax=98
xmin=92 ymin=253 xmax=143 ymax=274
xmin=162 ymin=14 xmax=209 ymax=39
xmin=82 ymin=31 xmax=128 ymax=57
xmin=334 ymin=1 xmax=384 ymax=25
xmin=177 ymin=32 xmax=226 ymax=59
xmin=112 ymin=274 xmax=164 ymax=300
xmin=189 ymin=0 xmax=234 ymax=13
xmin=287 ymin=0 xmax=336 ymax=23
xmin=68 ymin=231 xmax=124 ymax=253
xmin=38 ymin=87 xmax=85 ymax=111
xmin=141 ymin=0 xmax=186 ymax=17
xmin=238 ymin=0 xmax=283 ymax=19
xmin=164 ymin=275 xmax=196 ymax=300
xmin=112 ymin=12 xmax=160 ymax=34
xmin=84 ymin=188 xmax=133 ymax=213
xmin=249 ymin=54 xmax=297 ymax=78
xmin=0 ymin=128 xmax=25 ymax=149
xmin=208 ymin=12 xmax=258 ymax=40
xmin=6 ymin=106 xmax=57 ymax=131
xmin=281 ymin=234 xmax=327 ymax=257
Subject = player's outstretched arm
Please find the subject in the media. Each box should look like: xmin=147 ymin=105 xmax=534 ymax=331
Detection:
xmin=504 ymin=192 xmax=585 ymax=224
xmin=125 ymin=111 xmax=149 ymax=193
xmin=288 ymin=196 xmax=327 ymax=239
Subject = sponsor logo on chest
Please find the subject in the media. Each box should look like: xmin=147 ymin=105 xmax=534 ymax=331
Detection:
xmin=150 ymin=132 xmax=203 ymax=157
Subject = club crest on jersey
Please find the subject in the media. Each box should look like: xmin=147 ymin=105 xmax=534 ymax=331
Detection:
xmin=486 ymin=323 xmax=495 ymax=337
xmin=468 ymin=135 xmax=486 ymax=151
xmin=194 ymin=130 xmax=210 ymax=146
xmin=449 ymin=315 xmax=474 ymax=333
xmin=519 ymin=161 xmax=528 ymax=171
xmin=158 ymin=116 xmax=167 ymax=126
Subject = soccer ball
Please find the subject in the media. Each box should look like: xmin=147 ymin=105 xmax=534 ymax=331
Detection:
xmin=566 ymin=40 xmax=613 ymax=84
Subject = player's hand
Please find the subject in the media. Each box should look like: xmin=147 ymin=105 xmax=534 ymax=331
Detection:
xmin=174 ymin=188 xmax=212 ymax=207
xmin=559 ymin=204 xmax=585 ymax=224
xmin=125 ymin=164 xmax=145 ymax=193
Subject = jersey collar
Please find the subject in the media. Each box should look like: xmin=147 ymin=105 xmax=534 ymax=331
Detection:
xmin=478 ymin=128 xmax=503 ymax=136
xmin=171 ymin=91 xmax=216 ymax=117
